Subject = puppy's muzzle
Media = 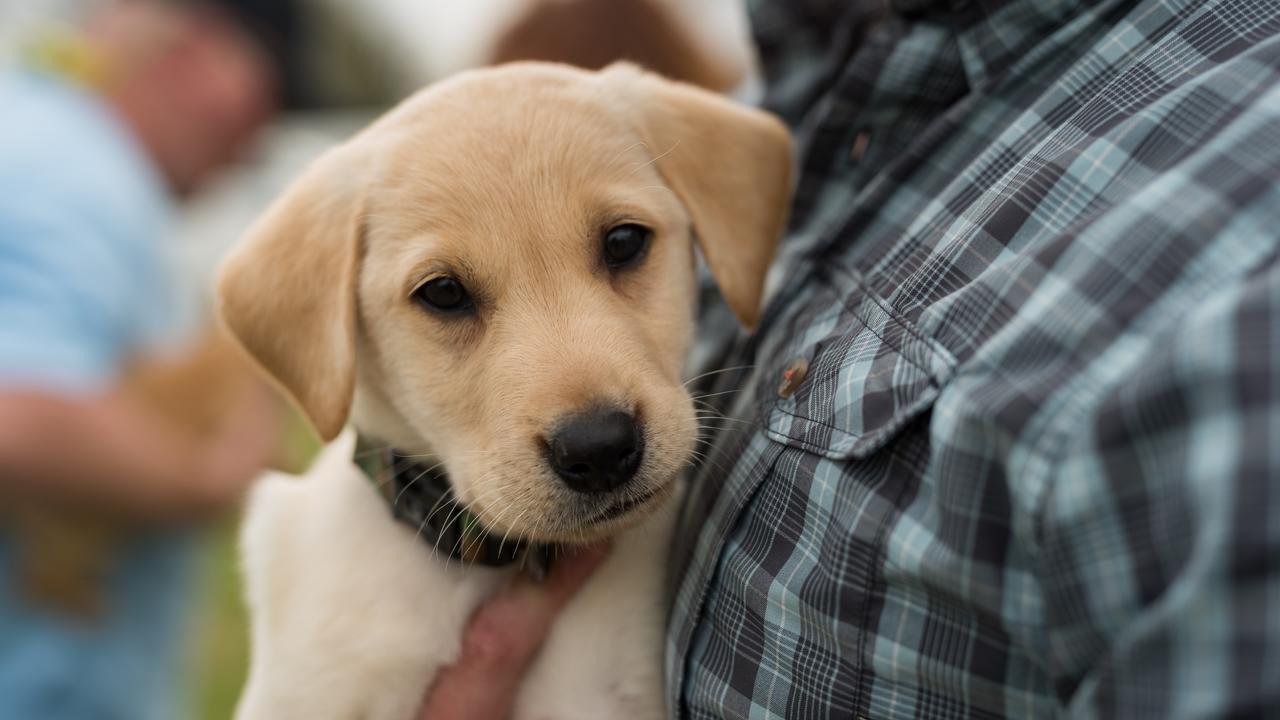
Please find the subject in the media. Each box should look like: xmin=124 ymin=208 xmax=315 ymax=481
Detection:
xmin=547 ymin=408 xmax=644 ymax=493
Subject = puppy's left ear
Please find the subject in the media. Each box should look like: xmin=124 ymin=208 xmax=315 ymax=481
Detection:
xmin=602 ymin=63 xmax=793 ymax=330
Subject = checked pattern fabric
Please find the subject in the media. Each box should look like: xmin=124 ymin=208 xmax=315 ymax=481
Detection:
xmin=669 ymin=0 xmax=1280 ymax=718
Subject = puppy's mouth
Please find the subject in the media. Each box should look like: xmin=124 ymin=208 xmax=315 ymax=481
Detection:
xmin=579 ymin=479 xmax=675 ymax=529
xmin=584 ymin=485 xmax=663 ymax=525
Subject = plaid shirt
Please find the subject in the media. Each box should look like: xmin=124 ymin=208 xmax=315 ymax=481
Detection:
xmin=670 ymin=0 xmax=1280 ymax=717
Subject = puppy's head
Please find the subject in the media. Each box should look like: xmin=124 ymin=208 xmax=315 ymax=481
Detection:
xmin=218 ymin=63 xmax=791 ymax=543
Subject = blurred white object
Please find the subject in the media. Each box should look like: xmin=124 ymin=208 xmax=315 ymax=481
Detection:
xmin=320 ymin=0 xmax=754 ymax=87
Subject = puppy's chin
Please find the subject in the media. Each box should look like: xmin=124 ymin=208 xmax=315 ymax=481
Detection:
xmin=555 ymin=476 xmax=679 ymax=543
xmin=469 ymin=469 xmax=681 ymax=545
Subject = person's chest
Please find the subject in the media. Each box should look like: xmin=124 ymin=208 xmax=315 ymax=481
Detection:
xmin=672 ymin=0 xmax=1280 ymax=716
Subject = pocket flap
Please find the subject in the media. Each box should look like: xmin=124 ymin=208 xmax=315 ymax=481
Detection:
xmin=763 ymin=286 xmax=954 ymax=460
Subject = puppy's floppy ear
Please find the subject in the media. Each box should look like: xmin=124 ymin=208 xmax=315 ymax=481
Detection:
xmin=216 ymin=145 xmax=367 ymax=442
xmin=602 ymin=63 xmax=793 ymax=329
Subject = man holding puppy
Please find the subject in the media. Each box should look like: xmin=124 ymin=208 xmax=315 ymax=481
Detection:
xmin=448 ymin=0 xmax=1280 ymax=717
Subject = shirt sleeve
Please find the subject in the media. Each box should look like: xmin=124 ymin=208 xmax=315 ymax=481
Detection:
xmin=1040 ymin=260 xmax=1280 ymax=718
xmin=0 ymin=197 xmax=136 ymax=393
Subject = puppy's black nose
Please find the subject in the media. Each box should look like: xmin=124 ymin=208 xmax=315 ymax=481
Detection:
xmin=547 ymin=409 xmax=643 ymax=493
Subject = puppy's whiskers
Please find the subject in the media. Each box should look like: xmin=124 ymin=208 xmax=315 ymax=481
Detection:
xmin=682 ymin=364 xmax=755 ymax=388
xmin=392 ymin=459 xmax=449 ymax=506
xmin=687 ymin=446 xmax=733 ymax=477
xmin=437 ymin=473 xmax=524 ymax=564
xmin=415 ymin=469 xmax=508 ymax=559
xmin=691 ymin=387 xmax=746 ymax=402
xmin=694 ymin=415 xmax=756 ymax=429
xmin=462 ymin=478 xmax=527 ymax=559
xmin=494 ymin=503 xmax=535 ymax=560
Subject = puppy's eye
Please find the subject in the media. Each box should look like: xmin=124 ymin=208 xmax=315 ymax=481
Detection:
xmin=603 ymin=224 xmax=651 ymax=270
xmin=413 ymin=276 xmax=473 ymax=315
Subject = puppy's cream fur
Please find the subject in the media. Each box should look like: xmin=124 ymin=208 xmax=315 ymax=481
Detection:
xmin=219 ymin=62 xmax=791 ymax=719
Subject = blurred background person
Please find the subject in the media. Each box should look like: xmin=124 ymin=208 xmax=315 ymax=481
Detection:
xmin=0 ymin=1 xmax=295 ymax=718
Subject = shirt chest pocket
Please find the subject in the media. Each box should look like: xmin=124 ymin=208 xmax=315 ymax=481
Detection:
xmin=759 ymin=274 xmax=956 ymax=460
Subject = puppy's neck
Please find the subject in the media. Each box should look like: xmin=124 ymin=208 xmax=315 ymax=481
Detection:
xmin=351 ymin=435 xmax=554 ymax=575
xmin=350 ymin=379 xmax=432 ymax=454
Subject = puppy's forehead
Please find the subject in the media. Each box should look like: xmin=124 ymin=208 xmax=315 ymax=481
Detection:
xmin=369 ymin=66 xmax=665 ymax=237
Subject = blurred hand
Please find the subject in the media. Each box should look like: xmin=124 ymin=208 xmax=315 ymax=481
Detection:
xmin=418 ymin=544 xmax=612 ymax=719
xmin=193 ymin=379 xmax=282 ymax=513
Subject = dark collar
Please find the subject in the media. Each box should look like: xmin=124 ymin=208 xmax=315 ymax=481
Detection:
xmin=354 ymin=436 xmax=554 ymax=577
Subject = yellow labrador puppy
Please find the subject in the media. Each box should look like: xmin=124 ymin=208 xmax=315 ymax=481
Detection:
xmin=218 ymin=62 xmax=791 ymax=720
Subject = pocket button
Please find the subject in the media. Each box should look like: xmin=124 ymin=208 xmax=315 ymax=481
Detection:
xmin=777 ymin=357 xmax=810 ymax=399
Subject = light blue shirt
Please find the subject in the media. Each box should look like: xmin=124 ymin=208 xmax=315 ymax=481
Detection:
xmin=0 ymin=70 xmax=192 ymax=720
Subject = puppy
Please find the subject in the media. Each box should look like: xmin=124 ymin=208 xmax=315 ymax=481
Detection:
xmin=217 ymin=62 xmax=791 ymax=720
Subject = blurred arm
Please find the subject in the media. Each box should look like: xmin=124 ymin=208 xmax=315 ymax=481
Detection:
xmin=0 ymin=186 xmax=276 ymax=521
xmin=0 ymin=385 xmax=269 ymax=521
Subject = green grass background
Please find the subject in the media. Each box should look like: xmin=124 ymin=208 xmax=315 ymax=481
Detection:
xmin=189 ymin=523 xmax=250 ymax=720
xmin=188 ymin=412 xmax=320 ymax=720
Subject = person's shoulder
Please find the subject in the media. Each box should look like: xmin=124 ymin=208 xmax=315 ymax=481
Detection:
xmin=0 ymin=71 xmax=170 ymax=239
